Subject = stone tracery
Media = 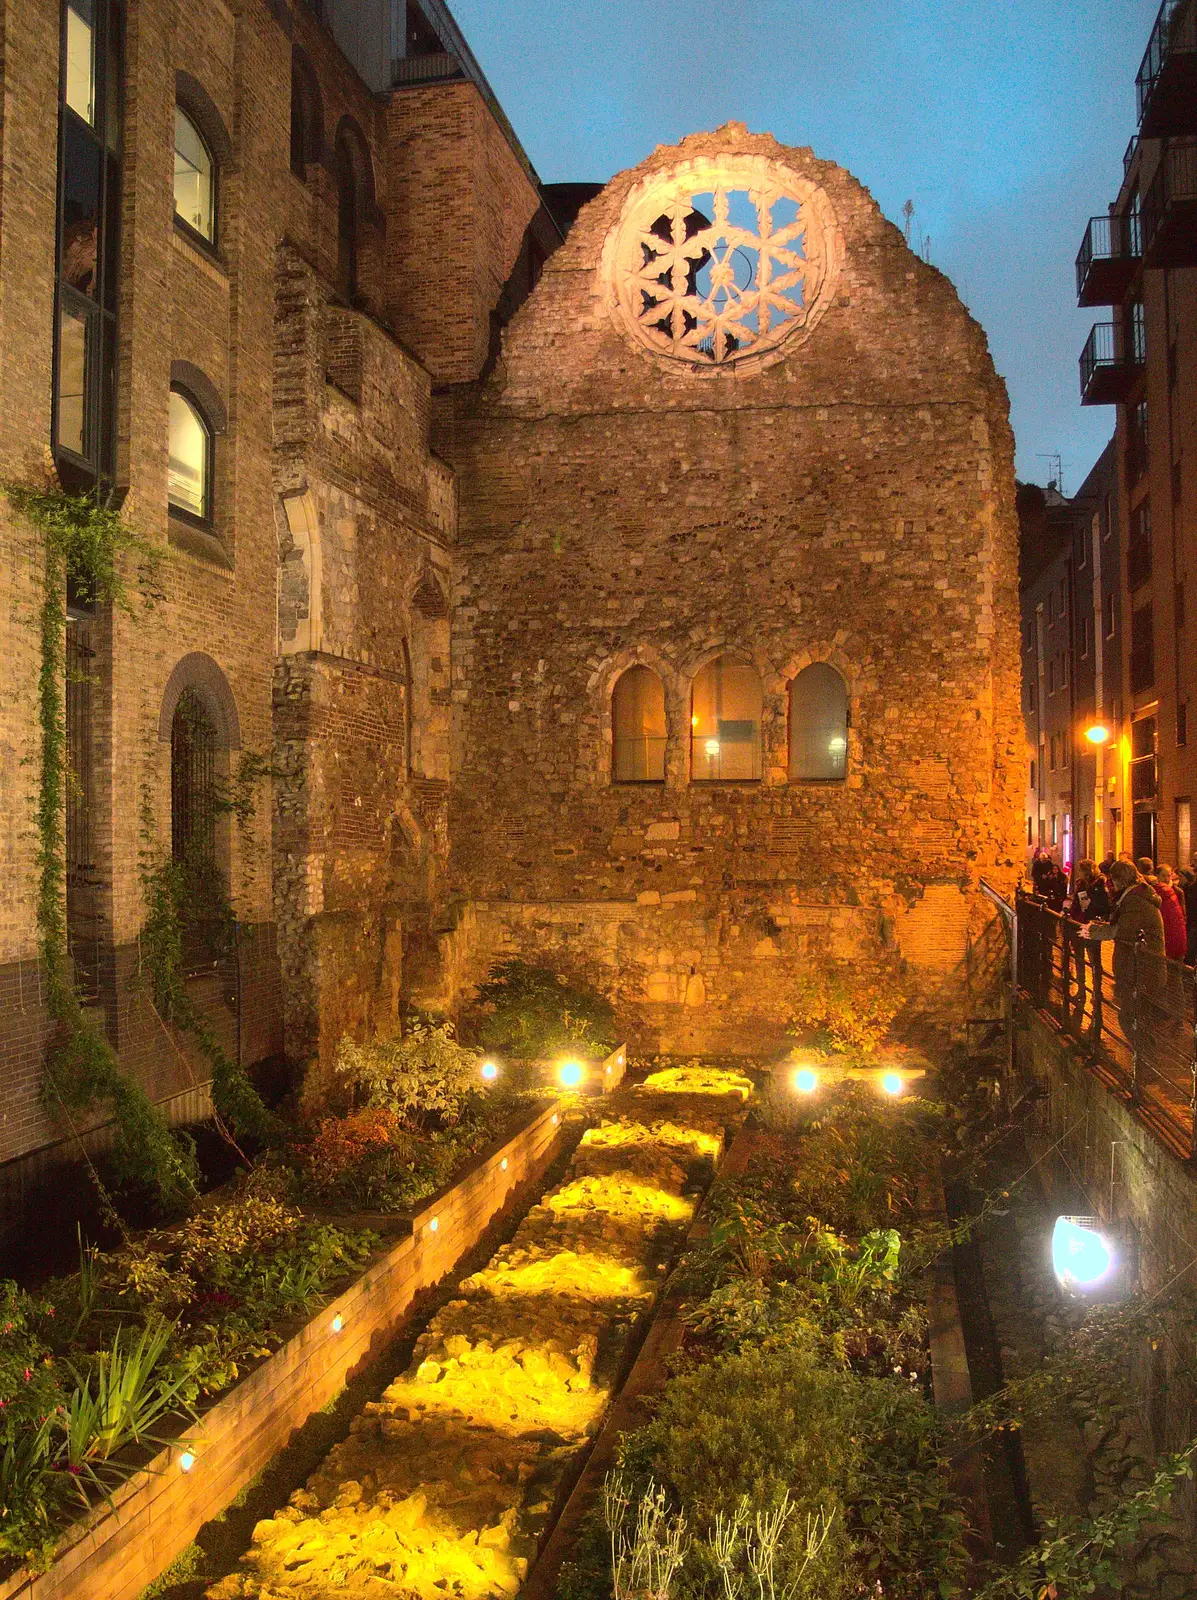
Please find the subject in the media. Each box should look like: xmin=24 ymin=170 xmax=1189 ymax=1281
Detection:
xmin=603 ymin=155 xmax=842 ymax=370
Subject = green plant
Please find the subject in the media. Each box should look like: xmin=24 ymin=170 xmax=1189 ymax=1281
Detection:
xmin=58 ymin=1320 xmax=199 ymax=1477
xmin=333 ymin=1019 xmax=483 ymax=1128
xmin=786 ymin=960 xmax=900 ymax=1055
xmin=5 ymin=478 xmax=194 ymax=1215
xmin=469 ymin=960 xmax=617 ymax=1057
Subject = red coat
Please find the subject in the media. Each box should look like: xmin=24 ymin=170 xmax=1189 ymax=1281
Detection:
xmin=1159 ymin=885 xmax=1188 ymax=962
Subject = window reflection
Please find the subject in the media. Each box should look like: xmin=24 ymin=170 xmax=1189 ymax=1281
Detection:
xmin=174 ymin=107 xmax=214 ymax=241
xmin=790 ymin=663 xmax=848 ymax=781
xmin=58 ymin=301 xmax=90 ymax=457
xmin=168 ymin=390 xmax=210 ymax=519
xmin=65 ymin=0 xmax=96 ymax=126
xmin=691 ymin=657 xmax=762 ymax=781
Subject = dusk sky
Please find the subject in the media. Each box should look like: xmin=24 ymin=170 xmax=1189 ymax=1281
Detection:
xmin=452 ymin=0 xmax=1160 ymax=494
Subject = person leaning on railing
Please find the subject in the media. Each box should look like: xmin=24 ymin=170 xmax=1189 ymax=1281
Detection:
xmin=1079 ymin=859 xmax=1166 ymax=1010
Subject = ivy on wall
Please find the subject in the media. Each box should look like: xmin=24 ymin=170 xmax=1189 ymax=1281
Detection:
xmin=7 ymin=477 xmax=277 ymax=1214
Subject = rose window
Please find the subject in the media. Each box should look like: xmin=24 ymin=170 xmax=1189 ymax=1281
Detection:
xmin=603 ymin=157 xmax=841 ymax=370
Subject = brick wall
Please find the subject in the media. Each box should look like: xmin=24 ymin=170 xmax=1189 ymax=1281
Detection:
xmin=436 ymin=126 xmax=1025 ymax=1050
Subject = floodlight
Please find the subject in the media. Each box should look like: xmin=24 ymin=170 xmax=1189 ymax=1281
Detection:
xmin=793 ymin=1068 xmax=818 ymax=1093
xmin=481 ymin=1060 xmax=499 ymax=1082
xmin=1051 ymin=1215 xmax=1114 ymax=1291
xmin=558 ymin=1060 xmax=584 ymax=1088
xmin=881 ymin=1072 xmax=904 ymax=1097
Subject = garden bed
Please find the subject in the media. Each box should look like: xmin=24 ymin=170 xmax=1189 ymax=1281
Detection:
xmin=0 ymin=1100 xmax=568 ymax=1600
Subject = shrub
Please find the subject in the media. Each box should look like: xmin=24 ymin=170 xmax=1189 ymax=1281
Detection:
xmin=786 ymin=961 xmax=900 ymax=1055
xmin=468 ymin=960 xmax=617 ymax=1057
xmin=333 ymin=1020 xmax=483 ymax=1129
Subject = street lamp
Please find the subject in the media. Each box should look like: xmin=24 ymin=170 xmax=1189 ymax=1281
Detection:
xmin=1085 ymin=723 xmax=1112 ymax=745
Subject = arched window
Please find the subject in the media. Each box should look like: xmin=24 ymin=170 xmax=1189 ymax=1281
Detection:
xmin=790 ymin=663 xmax=849 ymax=781
xmin=612 ymin=666 xmax=667 ymax=782
xmin=335 ymin=134 xmax=359 ymax=299
xmin=168 ymin=388 xmax=212 ymax=521
xmin=174 ymin=105 xmax=214 ymax=242
xmin=690 ymin=656 xmax=763 ymax=781
xmin=171 ymin=688 xmax=217 ymax=869
xmin=289 ymin=49 xmax=322 ymax=180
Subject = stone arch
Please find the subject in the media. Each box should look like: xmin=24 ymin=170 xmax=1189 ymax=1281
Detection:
xmin=410 ymin=570 xmax=449 ymax=619
xmin=588 ymin=642 xmax=679 ymax=787
xmin=775 ymin=641 xmax=861 ymax=781
xmin=289 ymin=45 xmax=324 ymax=177
xmin=170 ymin=360 xmax=227 ymax=434
xmin=684 ymin=647 xmax=766 ymax=784
xmin=277 ymin=489 xmax=323 ymax=654
xmin=175 ymin=70 xmax=233 ymax=173
xmin=157 ymin=652 xmax=241 ymax=749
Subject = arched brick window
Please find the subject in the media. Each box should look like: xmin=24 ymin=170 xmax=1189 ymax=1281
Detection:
xmin=690 ymin=656 xmax=762 ymax=781
xmin=612 ymin=665 xmax=666 ymax=782
xmin=289 ymin=48 xmax=323 ymax=180
xmin=171 ymin=687 xmax=217 ymax=870
xmin=334 ymin=118 xmax=375 ymax=302
xmin=790 ymin=662 xmax=848 ymax=781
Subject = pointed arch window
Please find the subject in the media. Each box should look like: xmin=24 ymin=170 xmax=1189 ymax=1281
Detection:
xmin=790 ymin=663 xmax=848 ymax=781
xmin=612 ymin=666 xmax=666 ymax=782
xmin=690 ymin=656 xmax=762 ymax=781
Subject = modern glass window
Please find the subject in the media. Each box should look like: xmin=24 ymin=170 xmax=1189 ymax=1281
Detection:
xmin=789 ymin=662 xmax=848 ymax=781
xmin=690 ymin=656 xmax=762 ymax=781
xmin=174 ymin=106 xmax=214 ymax=242
xmin=55 ymin=0 xmax=121 ymax=480
xmin=612 ymin=666 xmax=666 ymax=782
xmin=168 ymin=388 xmax=211 ymax=519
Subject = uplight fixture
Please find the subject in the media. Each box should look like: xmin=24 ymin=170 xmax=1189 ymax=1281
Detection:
xmin=332 ymin=1314 xmax=344 ymax=1333
xmin=552 ymin=1113 xmax=560 ymax=1125
xmin=881 ymin=1072 xmax=904 ymax=1097
xmin=558 ymin=1060 xmax=584 ymax=1089
xmin=501 ymin=1157 xmax=509 ymax=1171
xmin=793 ymin=1067 xmax=818 ymax=1094
xmin=1051 ymin=1215 xmax=1114 ymax=1292
xmin=179 ymin=1451 xmax=196 ymax=1472
xmin=428 ymin=1216 xmax=439 ymax=1234
xmin=481 ymin=1059 xmax=499 ymax=1082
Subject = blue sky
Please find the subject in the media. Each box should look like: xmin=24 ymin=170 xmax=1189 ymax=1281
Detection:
xmin=451 ymin=0 xmax=1159 ymax=492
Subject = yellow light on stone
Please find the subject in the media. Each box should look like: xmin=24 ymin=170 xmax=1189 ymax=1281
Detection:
xmin=881 ymin=1072 xmax=904 ymax=1097
xmin=559 ymin=1060 xmax=584 ymax=1089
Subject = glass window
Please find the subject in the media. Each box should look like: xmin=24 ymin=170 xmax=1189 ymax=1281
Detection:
xmin=171 ymin=688 xmax=217 ymax=867
xmin=789 ymin=662 xmax=848 ymax=781
xmin=65 ymin=0 xmax=96 ymax=126
xmin=612 ymin=666 xmax=666 ymax=782
xmin=174 ymin=106 xmax=214 ymax=241
xmin=168 ymin=389 xmax=210 ymax=519
xmin=691 ymin=656 xmax=762 ymax=781
xmin=57 ymin=299 xmax=91 ymax=457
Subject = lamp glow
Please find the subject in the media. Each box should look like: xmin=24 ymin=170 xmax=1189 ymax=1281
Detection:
xmin=1085 ymin=723 xmax=1112 ymax=746
xmin=428 ymin=1216 xmax=439 ymax=1233
xmin=480 ymin=1059 xmax=499 ymax=1082
xmin=501 ymin=1157 xmax=508 ymax=1171
xmin=1052 ymin=1215 xmax=1114 ymax=1290
xmin=881 ymin=1072 xmax=904 ymax=1097
xmin=552 ymin=1113 xmax=560 ymax=1125
xmin=179 ymin=1452 xmax=196 ymax=1472
xmin=558 ymin=1060 xmax=584 ymax=1089
xmin=704 ymin=739 xmax=720 ymax=757
xmin=793 ymin=1067 xmax=818 ymax=1094
xmin=331 ymin=1314 xmax=343 ymax=1333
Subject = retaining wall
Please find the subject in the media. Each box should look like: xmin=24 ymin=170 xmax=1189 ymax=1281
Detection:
xmin=0 ymin=1100 xmax=567 ymax=1600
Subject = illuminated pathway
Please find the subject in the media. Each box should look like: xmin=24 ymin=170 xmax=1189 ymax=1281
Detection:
xmin=207 ymin=1067 xmax=750 ymax=1600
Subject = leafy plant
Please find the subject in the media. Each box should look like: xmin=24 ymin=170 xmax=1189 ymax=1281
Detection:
xmin=333 ymin=1019 xmax=483 ymax=1129
xmin=468 ymin=960 xmax=617 ymax=1057
xmin=786 ymin=960 xmax=901 ymax=1055
xmin=58 ymin=1320 xmax=199 ymax=1476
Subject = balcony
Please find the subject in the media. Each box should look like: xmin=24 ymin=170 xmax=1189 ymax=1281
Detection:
xmin=1075 ymin=215 xmax=1141 ymax=304
xmin=1079 ymin=322 xmax=1144 ymax=406
xmin=391 ymin=50 xmax=464 ymax=86
xmin=1143 ymin=138 xmax=1197 ymax=266
xmin=1137 ymin=0 xmax=1197 ymax=136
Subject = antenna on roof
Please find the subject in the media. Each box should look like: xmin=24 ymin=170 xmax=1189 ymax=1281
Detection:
xmin=1038 ymin=452 xmax=1065 ymax=495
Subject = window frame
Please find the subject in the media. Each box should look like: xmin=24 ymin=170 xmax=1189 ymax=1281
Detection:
xmin=788 ymin=661 xmax=849 ymax=784
xmin=167 ymin=383 xmax=214 ymax=528
xmin=610 ymin=664 xmax=668 ymax=785
xmin=689 ymin=654 xmax=764 ymax=784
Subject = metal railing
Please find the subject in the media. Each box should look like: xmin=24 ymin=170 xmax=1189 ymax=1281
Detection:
xmin=1137 ymin=0 xmax=1197 ymax=123
xmin=1143 ymin=138 xmax=1197 ymax=253
xmin=1016 ymin=891 xmax=1197 ymax=1161
xmin=1075 ymin=214 xmax=1141 ymax=299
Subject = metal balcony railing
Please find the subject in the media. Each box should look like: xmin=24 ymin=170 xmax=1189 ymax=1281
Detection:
xmin=391 ymin=50 xmax=464 ymax=86
xmin=1075 ymin=214 xmax=1141 ymax=305
xmin=1079 ymin=321 xmax=1143 ymax=406
xmin=1143 ymin=138 xmax=1197 ymax=266
xmin=1137 ymin=0 xmax=1197 ymax=136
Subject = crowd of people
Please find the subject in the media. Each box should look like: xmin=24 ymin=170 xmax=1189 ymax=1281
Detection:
xmin=1027 ymin=846 xmax=1196 ymax=1016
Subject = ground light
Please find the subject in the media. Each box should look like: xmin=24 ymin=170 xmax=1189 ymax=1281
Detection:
xmin=881 ymin=1072 xmax=904 ymax=1096
xmin=179 ymin=1451 xmax=196 ymax=1472
xmin=481 ymin=1059 xmax=499 ymax=1082
xmin=793 ymin=1067 xmax=818 ymax=1093
xmin=332 ymin=1314 xmax=344 ymax=1333
xmin=558 ymin=1060 xmax=584 ymax=1089
xmin=1052 ymin=1215 xmax=1115 ymax=1292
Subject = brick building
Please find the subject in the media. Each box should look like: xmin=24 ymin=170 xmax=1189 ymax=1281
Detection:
xmin=0 ymin=0 xmax=1024 ymax=1189
xmin=1019 ymin=444 xmax=1126 ymax=872
xmin=1075 ymin=0 xmax=1197 ymax=867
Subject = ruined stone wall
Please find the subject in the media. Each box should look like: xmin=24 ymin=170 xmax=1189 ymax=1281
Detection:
xmin=437 ymin=127 xmax=1024 ymax=1053
xmin=272 ymin=247 xmax=455 ymax=1082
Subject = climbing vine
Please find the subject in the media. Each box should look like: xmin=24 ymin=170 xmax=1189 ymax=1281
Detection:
xmin=7 ymin=477 xmax=196 ymax=1212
